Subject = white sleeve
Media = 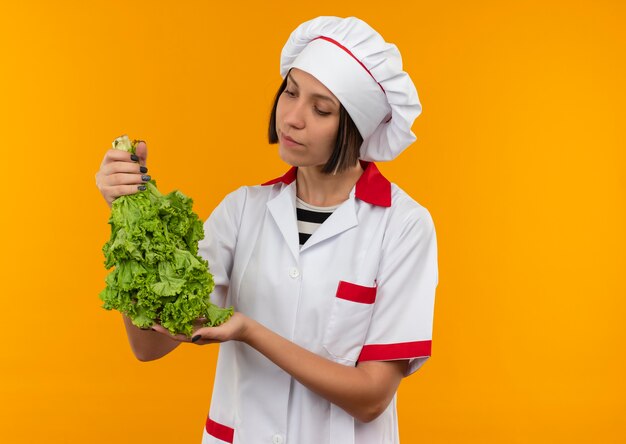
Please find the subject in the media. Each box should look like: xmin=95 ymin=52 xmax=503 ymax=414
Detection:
xmin=197 ymin=187 xmax=247 ymax=308
xmin=358 ymin=204 xmax=439 ymax=376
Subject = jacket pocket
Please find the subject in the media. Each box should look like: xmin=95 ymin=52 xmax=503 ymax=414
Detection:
xmin=322 ymin=281 xmax=377 ymax=364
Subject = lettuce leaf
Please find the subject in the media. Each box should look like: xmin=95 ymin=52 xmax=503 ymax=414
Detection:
xmin=99 ymin=135 xmax=233 ymax=337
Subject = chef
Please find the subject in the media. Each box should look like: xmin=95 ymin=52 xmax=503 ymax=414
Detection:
xmin=96 ymin=15 xmax=438 ymax=444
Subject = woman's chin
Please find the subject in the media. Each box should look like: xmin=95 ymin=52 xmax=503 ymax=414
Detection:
xmin=278 ymin=145 xmax=304 ymax=166
xmin=278 ymin=145 xmax=330 ymax=169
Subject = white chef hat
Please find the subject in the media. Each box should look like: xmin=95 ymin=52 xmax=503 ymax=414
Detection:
xmin=280 ymin=16 xmax=422 ymax=162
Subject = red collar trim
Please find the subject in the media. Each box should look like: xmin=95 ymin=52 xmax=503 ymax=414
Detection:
xmin=261 ymin=166 xmax=297 ymax=186
xmin=355 ymin=161 xmax=392 ymax=207
xmin=261 ymin=161 xmax=391 ymax=207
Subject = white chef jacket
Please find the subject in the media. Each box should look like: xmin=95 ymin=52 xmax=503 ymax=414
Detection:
xmin=198 ymin=161 xmax=438 ymax=444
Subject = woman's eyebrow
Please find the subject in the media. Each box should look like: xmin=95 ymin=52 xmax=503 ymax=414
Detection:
xmin=287 ymin=73 xmax=300 ymax=88
xmin=287 ymin=73 xmax=340 ymax=108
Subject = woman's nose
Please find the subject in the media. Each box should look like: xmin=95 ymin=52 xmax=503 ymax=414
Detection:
xmin=283 ymin=100 xmax=305 ymax=129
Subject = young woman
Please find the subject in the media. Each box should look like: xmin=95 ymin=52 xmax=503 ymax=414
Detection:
xmin=96 ymin=16 xmax=438 ymax=444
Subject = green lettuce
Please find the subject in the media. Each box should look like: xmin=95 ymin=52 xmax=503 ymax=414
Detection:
xmin=99 ymin=135 xmax=233 ymax=337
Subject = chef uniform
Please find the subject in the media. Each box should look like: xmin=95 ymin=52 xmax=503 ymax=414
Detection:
xmin=198 ymin=16 xmax=439 ymax=444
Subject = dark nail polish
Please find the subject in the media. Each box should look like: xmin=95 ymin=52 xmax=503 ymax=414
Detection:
xmin=130 ymin=154 xmax=139 ymax=161
xmin=191 ymin=335 xmax=201 ymax=343
xmin=140 ymin=166 xmax=148 ymax=173
xmin=138 ymin=185 xmax=147 ymax=191
xmin=141 ymin=175 xmax=151 ymax=182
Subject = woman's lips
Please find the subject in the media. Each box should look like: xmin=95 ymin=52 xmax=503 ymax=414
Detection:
xmin=280 ymin=132 xmax=303 ymax=148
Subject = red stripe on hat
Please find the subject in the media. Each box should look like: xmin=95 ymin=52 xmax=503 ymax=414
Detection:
xmin=313 ymin=36 xmax=386 ymax=94
xmin=206 ymin=417 xmax=234 ymax=443
xmin=358 ymin=340 xmax=432 ymax=362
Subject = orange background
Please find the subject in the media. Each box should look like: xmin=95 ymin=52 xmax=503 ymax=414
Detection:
xmin=1 ymin=1 xmax=624 ymax=443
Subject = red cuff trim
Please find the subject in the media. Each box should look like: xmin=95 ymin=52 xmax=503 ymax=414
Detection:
xmin=336 ymin=281 xmax=377 ymax=304
xmin=206 ymin=416 xmax=234 ymax=443
xmin=357 ymin=340 xmax=432 ymax=362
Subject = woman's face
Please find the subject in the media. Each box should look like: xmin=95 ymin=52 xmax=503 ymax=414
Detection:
xmin=275 ymin=68 xmax=341 ymax=169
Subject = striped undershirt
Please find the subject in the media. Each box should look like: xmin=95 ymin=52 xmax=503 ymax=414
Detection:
xmin=296 ymin=197 xmax=341 ymax=246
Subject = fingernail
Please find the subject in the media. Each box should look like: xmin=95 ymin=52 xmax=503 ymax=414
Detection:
xmin=137 ymin=140 xmax=146 ymax=144
xmin=138 ymin=185 xmax=147 ymax=191
xmin=141 ymin=175 xmax=151 ymax=181
xmin=140 ymin=166 xmax=148 ymax=173
xmin=191 ymin=335 xmax=201 ymax=343
xmin=130 ymin=154 xmax=139 ymax=161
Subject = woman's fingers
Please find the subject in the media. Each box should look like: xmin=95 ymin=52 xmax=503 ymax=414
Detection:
xmin=151 ymin=324 xmax=193 ymax=342
xmin=190 ymin=330 xmax=221 ymax=345
xmin=188 ymin=318 xmax=222 ymax=345
xmin=99 ymin=158 xmax=149 ymax=187
xmin=97 ymin=172 xmax=150 ymax=203
xmin=134 ymin=141 xmax=148 ymax=166
xmin=100 ymin=147 xmax=142 ymax=168
xmin=190 ymin=335 xmax=221 ymax=346
xmin=190 ymin=315 xmax=241 ymax=343
xmin=148 ymin=316 xmax=234 ymax=346
xmin=148 ymin=325 xmax=220 ymax=346
xmin=101 ymin=159 xmax=148 ymax=175
xmin=96 ymin=142 xmax=151 ymax=206
xmin=100 ymin=183 xmax=148 ymax=200
xmin=103 ymin=173 xmax=149 ymax=187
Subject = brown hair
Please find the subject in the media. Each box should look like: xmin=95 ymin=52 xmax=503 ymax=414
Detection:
xmin=268 ymin=75 xmax=364 ymax=174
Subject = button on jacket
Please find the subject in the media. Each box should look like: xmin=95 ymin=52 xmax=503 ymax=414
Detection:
xmin=199 ymin=162 xmax=438 ymax=444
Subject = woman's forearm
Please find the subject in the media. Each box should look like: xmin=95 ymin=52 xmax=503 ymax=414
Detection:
xmin=154 ymin=312 xmax=407 ymax=421
xmin=122 ymin=314 xmax=180 ymax=361
xmin=241 ymin=318 xmax=406 ymax=423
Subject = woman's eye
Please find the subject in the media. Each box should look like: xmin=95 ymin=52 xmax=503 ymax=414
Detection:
xmin=283 ymin=89 xmax=296 ymax=97
xmin=315 ymin=108 xmax=331 ymax=116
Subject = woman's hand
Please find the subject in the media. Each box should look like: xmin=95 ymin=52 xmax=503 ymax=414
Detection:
xmin=151 ymin=311 xmax=405 ymax=422
xmin=150 ymin=312 xmax=252 ymax=346
xmin=95 ymin=140 xmax=150 ymax=207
